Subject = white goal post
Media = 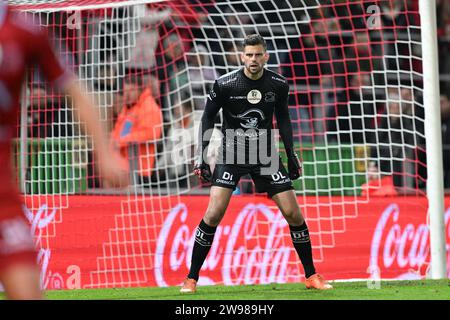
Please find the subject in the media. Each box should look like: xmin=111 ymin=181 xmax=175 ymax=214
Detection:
xmin=419 ymin=0 xmax=447 ymax=280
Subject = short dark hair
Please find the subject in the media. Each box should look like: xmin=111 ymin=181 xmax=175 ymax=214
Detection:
xmin=243 ymin=34 xmax=267 ymax=51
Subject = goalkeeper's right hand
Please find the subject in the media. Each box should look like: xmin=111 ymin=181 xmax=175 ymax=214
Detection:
xmin=194 ymin=159 xmax=212 ymax=183
xmin=286 ymin=148 xmax=302 ymax=180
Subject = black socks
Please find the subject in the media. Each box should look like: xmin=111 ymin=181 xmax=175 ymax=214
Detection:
xmin=187 ymin=219 xmax=217 ymax=281
xmin=289 ymin=222 xmax=316 ymax=278
xmin=187 ymin=220 xmax=316 ymax=280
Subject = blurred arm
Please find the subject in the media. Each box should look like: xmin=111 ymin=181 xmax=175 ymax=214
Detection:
xmin=118 ymin=96 xmax=163 ymax=145
xmin=63 ymin=79 xmax=110 ymax=161
xmin=63 ymin=79 xmax=129 ymax=187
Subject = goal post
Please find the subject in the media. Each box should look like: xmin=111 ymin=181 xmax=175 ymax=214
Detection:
xmin=419 ymin=0 xmax=447 ymax=280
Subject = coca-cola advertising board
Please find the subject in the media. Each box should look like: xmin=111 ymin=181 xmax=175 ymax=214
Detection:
xmin=21 ymin=195 xmax=450 ymax=290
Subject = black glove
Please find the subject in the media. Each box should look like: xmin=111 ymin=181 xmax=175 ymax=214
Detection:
xmin=194 ymin=158 xmax=212 ymax=183
xmin=286 ymin=148 xmax=302 ymax=180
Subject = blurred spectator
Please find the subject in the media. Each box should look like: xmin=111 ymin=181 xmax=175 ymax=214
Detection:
xmin=378 ymin=1 xmax=419 ymax=72
xmin=94 ymin=55 xmax=120 ymax=92
xmin=286 ymin=23 xmax=319 ymax=87
xmin=27 ymin=84 xmax=73 ymax=138
xmin=125 ymin=5 xmax=170 ymax=74
xmin=150 ymin=0 xmax=208 ymax=100
xmin=156 ymin=99 xmax=196 ymax=188
xmin=286 ymin=10 xmax=380 ymax=142
xmin=218 ymin=6 xmax=255 ymax=41
xmin=345 ymin=32 xmax=373 ymax=74
xmin=378 ymin=1 xmax=411 ymax=27
xmin=174 ymin=44 xmax=219 ymax=111
xmin=326 ymin=73 xmax=378 ymax=144
xmin=437 ymin=0 xmax=450 ymax=95
xmin=27 ymin=11 xmax=78 ymax=84
xmin=285 ymin=19 xmax=337 ymax=142
xmin=83 ymin=7 xmax=131 ymax=92
xmin=436 ymin=0 xmax=450 ymax=36
xmin=204 ymin=5 xmax=256 ymax=72
xmin=329 ymin=0 xmax=367 ymax=31
xmin=154 ymin=95 xmax=221 ymax=190
xmin=154 ymin=32 xmax=187 ymax=119
xmin=111 ymin=74 xmax=163 ymax=187
xmin=217 ymin=41 xmax=241 ymax=75
xmin=368 ymin=87 xmax=424 ymax=191
xmin=27 ymin=85 xmax=51 ymax=138
xmin=149 ymin=0 xmax=207 ymax=49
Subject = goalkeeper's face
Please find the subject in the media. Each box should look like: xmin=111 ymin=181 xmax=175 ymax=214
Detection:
xmin=241 ymin=45 xmax=269 ymax=76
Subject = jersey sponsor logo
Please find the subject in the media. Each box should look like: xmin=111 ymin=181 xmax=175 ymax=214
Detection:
xmin=291 ymin=230 xmax=310 ymax=243
xmin=247 ymin=89 xmax=262 ymax=104
xmin=222 ymin=171 xmax=233 ymax=181
xmin=235 ymin=108 xmax=265 ymax=129
xmin=265 ymin=91 xmax=276 ymax=103
xmin=215 ymin=171 xmax=235 ymax=185
xmin=221 ymin=76 xmax=238 ymax=85
xmin=230 ymin=95 xmax=246 ymax=100
xmin=271 ymin=171 xmax=287 ymax=182
xmin=195 ymin=228 xmax=213 ymax=247
xmin=234 ymin=129 xmax=266 ymax=140
xmin=270 ymin=171 xmax=290 ymax=184
xmin=271 ymin=76 xmax=286 ymax=84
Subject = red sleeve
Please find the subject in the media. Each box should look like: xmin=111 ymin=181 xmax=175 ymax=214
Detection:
xmin=32 ymin=29 xmax=71 ymax=87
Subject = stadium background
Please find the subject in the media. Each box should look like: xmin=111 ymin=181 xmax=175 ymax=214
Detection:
xmin=6 ymin=0 xmax=450 ymax=290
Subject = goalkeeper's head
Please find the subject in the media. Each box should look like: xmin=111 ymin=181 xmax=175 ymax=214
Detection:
xmin=242 ymin=34 xmax=267 ymax=51
xmin=241 ymin=34 xmax=269 ymax=77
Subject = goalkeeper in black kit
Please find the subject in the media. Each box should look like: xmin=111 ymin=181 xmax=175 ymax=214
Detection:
xmin=180 ymin=34 xmax=332 ymax=293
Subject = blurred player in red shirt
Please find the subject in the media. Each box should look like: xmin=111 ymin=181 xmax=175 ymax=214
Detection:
xmin=0 ymin=2 xmax=129 ymax=299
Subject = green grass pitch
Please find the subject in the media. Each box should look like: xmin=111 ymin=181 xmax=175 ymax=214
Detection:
xmin=2 ymin=279 xmax=447 ymax=300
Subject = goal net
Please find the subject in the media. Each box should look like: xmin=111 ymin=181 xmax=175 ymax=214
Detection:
xmin=10 ymin=0 xmax=426 ymax=287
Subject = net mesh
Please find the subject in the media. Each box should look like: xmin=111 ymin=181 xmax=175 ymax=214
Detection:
xmin=8 ymin=0 xmax=164 ymax=10
xmin=11 ymin=0 xmax=425 ymax=287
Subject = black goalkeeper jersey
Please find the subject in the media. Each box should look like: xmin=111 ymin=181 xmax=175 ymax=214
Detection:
xmin=200 ymin=68 xmax=294 ymax=165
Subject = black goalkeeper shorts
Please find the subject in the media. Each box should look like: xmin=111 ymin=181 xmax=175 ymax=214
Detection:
xmin=211 ymin=157 xmax=294 ymax=198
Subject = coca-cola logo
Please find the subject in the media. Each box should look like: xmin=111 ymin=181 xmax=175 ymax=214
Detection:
xmin=369 ymin=204 xmax=450 ymax=279
xmin=23 ymin=204 xmax=58 ymax=289
xmin=155 ymin=203 xmax=299 ymax=286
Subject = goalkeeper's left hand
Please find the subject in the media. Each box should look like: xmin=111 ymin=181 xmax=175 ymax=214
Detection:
xmin=286 ymin=148 xmax=302 ymax=180
xmin=193 ymin=155 xmax=212 ymax=183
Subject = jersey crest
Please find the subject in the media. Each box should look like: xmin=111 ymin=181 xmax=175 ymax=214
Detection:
xmin=247 ymin=89 xmax=262 ymax=104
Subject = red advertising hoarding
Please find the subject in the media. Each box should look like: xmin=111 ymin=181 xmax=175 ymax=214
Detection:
xmin=22 ymin=196 xmax=450 ymax=290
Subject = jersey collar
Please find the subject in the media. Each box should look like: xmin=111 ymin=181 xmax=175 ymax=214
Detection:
xmin=240 ymin=68 xmax=266 ymax=83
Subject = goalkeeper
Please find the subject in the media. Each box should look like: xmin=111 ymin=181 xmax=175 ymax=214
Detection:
xmin=181 ymin=34 xmax=332 ymax=293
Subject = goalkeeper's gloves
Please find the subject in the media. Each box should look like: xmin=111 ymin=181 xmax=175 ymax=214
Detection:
xmin=194 ymin=157 xmax=212 ymax=183
xmin=286 ymin=148 xmax=302 ymax=180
